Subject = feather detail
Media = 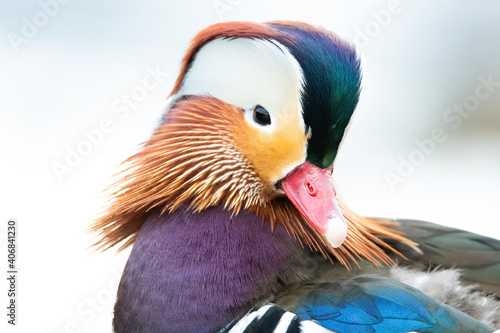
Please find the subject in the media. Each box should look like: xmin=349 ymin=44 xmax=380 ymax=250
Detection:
xmin=90 ymin=96 xmax=416 ymax=268
xmin=275 ymin=275 xmax=497 ymax=332
xmin=170 ymin=22 xmax=298 ymax=96
xmin=391 ymin=267 xmax=500 ymax=327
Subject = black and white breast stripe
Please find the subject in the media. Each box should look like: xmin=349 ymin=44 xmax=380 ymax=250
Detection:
xmin=219 ymin=304 xmax=334 ymax=333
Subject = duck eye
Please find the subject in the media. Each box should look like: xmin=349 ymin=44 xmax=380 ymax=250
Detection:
xmin=253 ymin=105 xmax=271 ymax=126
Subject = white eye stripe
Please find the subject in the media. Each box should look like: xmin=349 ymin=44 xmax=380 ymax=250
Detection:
xmin=176 ymin=37 xmax=305 ymax=133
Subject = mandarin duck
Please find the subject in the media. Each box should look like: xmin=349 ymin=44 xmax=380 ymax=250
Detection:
xmin=92 ymin=21 xmax=500 ymax=332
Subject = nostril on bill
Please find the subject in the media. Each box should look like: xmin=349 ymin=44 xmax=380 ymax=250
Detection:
xmin=306 ymin=182 xmax=317 ymax=196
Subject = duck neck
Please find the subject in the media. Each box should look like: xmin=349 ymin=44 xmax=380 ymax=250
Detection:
xmin=113 ymin=205 xmax=311 ymax=333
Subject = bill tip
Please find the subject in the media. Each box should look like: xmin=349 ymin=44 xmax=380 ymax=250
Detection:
xmin=324 ymin=215 xmax=348 ymax=248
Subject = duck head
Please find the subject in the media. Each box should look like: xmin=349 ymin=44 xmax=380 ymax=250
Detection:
xmin=93 ymin=21 xmax=410 ymax=267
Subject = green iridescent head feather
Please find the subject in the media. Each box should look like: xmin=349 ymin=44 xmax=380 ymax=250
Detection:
xmin=268 ymin=22 xmax=362 ymax=168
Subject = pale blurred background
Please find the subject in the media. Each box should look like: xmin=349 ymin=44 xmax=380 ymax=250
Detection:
xmin=1 ymin=1 xmax=499 ymax=332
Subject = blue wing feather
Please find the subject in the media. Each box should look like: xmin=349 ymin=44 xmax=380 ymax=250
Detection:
xmin=292 ymin=276 xmax=495 ymax=333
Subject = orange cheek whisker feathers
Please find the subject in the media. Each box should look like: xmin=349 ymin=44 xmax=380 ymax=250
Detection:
xmin=90 ymin=96 xmax=416 ymax=268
